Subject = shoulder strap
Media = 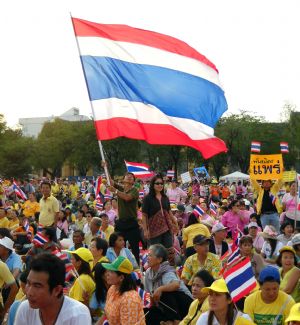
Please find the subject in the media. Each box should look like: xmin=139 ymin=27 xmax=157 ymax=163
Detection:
xmin=272 ymin=295 xmax=292 ymax=325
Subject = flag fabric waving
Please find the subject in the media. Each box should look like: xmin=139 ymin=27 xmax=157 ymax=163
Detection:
xmin=193 ymin=205 xmax=205 ymax=217
xmin=223 ymin=257 xmax=256 ymax=302
xmin=250 ymin=141 xmax=261 ymax=153
xmin=167 ymin=170 xmax=175 ymax=178
xmin=280 ymin=142 xmax=289 ymax=153
xmin=125 ymin=161 xmax=154 ymax=179
xmin=72 ymin=18 xmax=228 ymax=159
xmin=209 ymin=202 xmax=217 ymax=216
xmin=12 ymin=181 xmax=27 ymax=200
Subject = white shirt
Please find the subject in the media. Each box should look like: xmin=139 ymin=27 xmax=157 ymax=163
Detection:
xmin=261 ymin=240 xmax=283 ymax=259
xmin=196 ymin=311 xmax=252 ymax=324
xmin=14 ymin=296 xmax=92 ymax=325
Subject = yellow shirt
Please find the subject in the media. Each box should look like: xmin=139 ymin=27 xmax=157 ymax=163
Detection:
xmin=0 ymin=217 xmax=9 ymax=228
xmin=51 ymin=184 xmax=60 ymax=196
xmin=179 ymin=298 xmax=209 ymax=325
xmin=0 ymin=261 xmax=15 ymax=304
xmin=100 ymin=225 xmax=115 ymax=241
xmin=75 ymin=218 xmax=87 ymax=231
xmin=244 ymin=290 xmax=295 ymax=325
xmin=22 ymin=200 xmax=40 ymax=218
xmin=280 ymin=266 xmax=300 ymax=303
xmin=8 ymin=219 xmax=20 ymax=231
xmin=69 ymin=273 xmax=95 ymax=302
xmin=69 ymin=184 xmax=79 ymax=199
xmin=182 ymin=223 xmax=210 ymax=248
xmin=39 ymin=195 xmax=59 ymax=227
xmin=181 ymin=252 xmax=221 ymax=285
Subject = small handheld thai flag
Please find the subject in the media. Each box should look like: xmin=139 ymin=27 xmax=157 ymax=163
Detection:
xmin=95 ymin=197 xmax=103 ymax=210
xmin=280 ymin=142 xmax=289 ymax=153
xmin=102 ymin=317 xmax=109 ymax=325
xmin=137 ymin=287 xmax=152 ymax=308
xmin=12 ymin=181 xmax=27 ymax=200
xmin=193 ymin=205 xmax=205 ymax=217
xmin=23 ymin=219 xmax=32 ymax=239
xmin=139 ymin=191 xmax=145 ymax=199
xmin=32 ymin=232 xmax=49 ymax=247
xmin=125 ymin=161 xmax=154 ymax=179
xmin=209 ymin=202 xmax=217 ymax=216
xmin=52 ymin=249 xmax=74 ymax=282
xmin=104 ymin=193 xmax=113 ymax=200
xmin=251 ymin=141 xmax=261 ymax=153
xmin=223 ymin=257 xmax=256 ymax=302
xmin=269 ymin=193 xmax=277 ymax=205
xmin=139 ymin=242 xmax=149 ymax=271
xmin=167 ymin=170 xmax=175 ymax=178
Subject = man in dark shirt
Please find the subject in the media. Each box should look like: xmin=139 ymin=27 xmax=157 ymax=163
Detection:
xmin=108 ymin=172 xmax=141 ymax=264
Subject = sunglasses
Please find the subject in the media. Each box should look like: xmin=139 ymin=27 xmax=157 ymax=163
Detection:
xmin=154 ymin=182 xmax=164 ymax=185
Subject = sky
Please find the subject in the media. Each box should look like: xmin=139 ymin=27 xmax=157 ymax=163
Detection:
xmin=1 ymin=0 xmax=300 ymax=127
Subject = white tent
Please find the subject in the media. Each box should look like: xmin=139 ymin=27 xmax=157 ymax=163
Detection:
xmin=219 ymin=171 xmax=250 ymax=183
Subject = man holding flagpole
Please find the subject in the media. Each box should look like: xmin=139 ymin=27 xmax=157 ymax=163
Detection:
xmin=106 ymin=166 xmax=141 ymax=264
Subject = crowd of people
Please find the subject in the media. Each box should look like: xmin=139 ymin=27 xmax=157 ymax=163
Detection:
xmin=0 ymin=171 xmax=299 ymax=325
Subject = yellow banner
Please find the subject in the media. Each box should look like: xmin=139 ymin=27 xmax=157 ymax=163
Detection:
xmin=282 ymin=170 xmax=296 ymax=182
xmin=249 ymin=154 xmax=283 ymax=180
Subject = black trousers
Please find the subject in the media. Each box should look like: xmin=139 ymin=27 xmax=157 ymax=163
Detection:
xmin=115 ymin=218 xmax=141 ymax=265
xmin=145 ymin=291 xmax=193 ymax=324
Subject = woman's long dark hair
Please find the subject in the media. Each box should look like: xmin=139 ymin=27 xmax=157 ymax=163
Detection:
xmin=207 ymin=293 xmax=235 ymax=325
xmin=94 ymin=263 xmax=108 ymax=303
xmin=267 ymin=238 xmax=278 ymax=257
xmin=148 ymin=174 xmax=166 ymax=197
xmin=73 ymin=254 xmax=93 ymax=278
xmin=187 ymin=213 xmax=199 ymax=227
xmin=116 ymin=271 xmax=137 ymax=295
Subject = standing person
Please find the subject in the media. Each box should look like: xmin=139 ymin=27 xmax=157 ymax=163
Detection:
xmin=244 ymin=266 xmax=295 ymax=325
xmin=39 ymin=181 xmax=59 ymax=227
xmin=14 ymin=253 xmax=91 ymax=324
xmin=101 ymin=256 xmax=145 ymax=325
xmin=107 ymin=171 xmax=141 ymax=264
xmin=281 ymin=181 xmax=300 ymax=228
xmin=166 ymin=179 xmax=187 ymax=204
xmin=251 ymin=178 xmax=283 ymax=232
xmin=142 ymin=175 xmax=177 ymax=258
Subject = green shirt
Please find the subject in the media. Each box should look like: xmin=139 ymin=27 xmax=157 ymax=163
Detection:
xmin=115 ymin=184 xmax=139 ymax=220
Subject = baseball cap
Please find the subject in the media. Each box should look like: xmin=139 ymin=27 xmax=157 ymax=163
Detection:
xmin=201 ymin=279 xmax=228 ymax=294
xmin=258 ymin=266 xmax=280 ymax=283
xmin=0 ymin=237 xmax=14 ymax=251
xmin=212 ymin=222 xmax=228 ymax=234
xmin=285 ymin=303 xmax=300 ymax=323
xmin=279 ymin=246 xmax=296 ymax=255
xmin=248 ymin=222 xmax=259 ymax=229
xmin=193 ymin=234 xmax=210 ymax=245
xmin=102 ymin=256 xmax=133 ymax=274
xmin=67 ymin=247 xmax=94 ymax=267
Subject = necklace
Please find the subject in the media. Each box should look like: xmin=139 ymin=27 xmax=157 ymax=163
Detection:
xmin=39 ymin=297 xmax=64 ymax=325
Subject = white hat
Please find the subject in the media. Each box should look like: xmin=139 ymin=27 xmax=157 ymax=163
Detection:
xmin=244 ymin=200 xmax=250 ymax=206
xmin=0 ymin=237 xmax=14 ymax=251
xmin=212 ymin=222 xmax=228 ymax=234
xmin=291 ymin=233 xmax=300 ymax=246
xmin=248 ymin=222 xmax=258 ymax=229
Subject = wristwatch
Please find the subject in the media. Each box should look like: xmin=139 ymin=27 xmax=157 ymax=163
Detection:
xmin=115 ymin=190 xmax=118 ymax=195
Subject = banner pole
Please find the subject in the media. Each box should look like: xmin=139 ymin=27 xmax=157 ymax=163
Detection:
xmin=70 ymin=13 xmax=111 ymax=185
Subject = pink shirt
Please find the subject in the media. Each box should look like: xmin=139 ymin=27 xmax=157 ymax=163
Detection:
xmin=221 ymin=210 xmax=249 ymax=234
xmin=166 ymin=187 xmax=187 ymax=204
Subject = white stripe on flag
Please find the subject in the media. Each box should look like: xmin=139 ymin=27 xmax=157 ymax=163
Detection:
xmin=230 ymin=277 xmax=256 ymax=298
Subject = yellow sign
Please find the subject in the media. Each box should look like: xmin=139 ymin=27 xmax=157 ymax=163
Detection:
xmin=282 ymin=170 xmax=296 ymax=182
xmin=249 ymin=154 xmax=283 ymax=180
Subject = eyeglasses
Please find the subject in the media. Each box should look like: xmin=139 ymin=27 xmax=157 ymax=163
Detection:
xmin=154 ymin=182 xmax=164 ymax=185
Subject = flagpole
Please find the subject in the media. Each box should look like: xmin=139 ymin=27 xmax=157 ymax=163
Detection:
xmin=69 ymin=13 xmax=111 ymax=185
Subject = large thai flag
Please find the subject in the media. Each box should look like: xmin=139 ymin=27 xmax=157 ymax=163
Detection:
xmin=223 ymin=257 xmax=256 ymax=302
xmin=72 ymin=18 xmax=228 ymax=159
xmin=280 ymin=142 xmax=289 ymax=153
xmin=125 ymin=160 xmax=154 ymax=178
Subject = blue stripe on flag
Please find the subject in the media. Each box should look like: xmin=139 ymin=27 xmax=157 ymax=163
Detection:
xmin=225 ymin=264 xmax=254 ymax=292
xmin=81 ymin=56 xmax=227 ymax=128
xmin=127 ymin=166 xmax=149 ymax=172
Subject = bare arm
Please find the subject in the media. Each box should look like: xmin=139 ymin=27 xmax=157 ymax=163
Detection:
xmin=282 ymin=268 xmax=300 ymax=294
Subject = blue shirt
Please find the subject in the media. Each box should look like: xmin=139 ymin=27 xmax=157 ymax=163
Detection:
xmin=6 ymin=252 xmax=23 ymax=273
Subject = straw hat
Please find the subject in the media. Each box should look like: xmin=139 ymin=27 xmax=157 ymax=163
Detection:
xmin=260 ymin=225 xmax=278 ymax=240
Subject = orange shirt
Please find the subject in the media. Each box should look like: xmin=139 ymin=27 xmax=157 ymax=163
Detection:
xmin=105 ymin=285 xmax=145 ymax=325
xmin=210 ymin=186 xmax=220 ymax=197
xmin=221 ymin=186 xmax=230 ymax=199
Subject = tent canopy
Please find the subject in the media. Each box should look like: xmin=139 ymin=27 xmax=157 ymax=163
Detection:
xmin=219 ymin=171 xmax=250 ymax=182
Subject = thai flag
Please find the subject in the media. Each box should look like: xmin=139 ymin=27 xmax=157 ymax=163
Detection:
xmin=167 ymin=170 xmax=175 ymax=178
xmin=137 ymin=287 xmax=152 ymax=308
xmin=193 ymin=205 xmax=205 ymax=217
xmin=94 ymin=176 xmax=102 ymax=197
xmin=102 ymin=317 xmax=109 ymax=325
xmin=71 ymin=18 xmax=228 ymax=159
xmin=223 ymin=257 xmax=256 ymax=302
xmin=269 ymin=193 xmax=277 ymax=205
xmin=280 ymin=142 xmax=289 ymax=153
xmin=80 ymin=186 xmax=87 ymax=194
xmin=139 ymin=191 xmax=145 ymax=199
xmin=104 ymin=193 xmax=113 ymax=200
xmin=12 ymin=181 xmax=27 ymax=200
xmin=124 ymin=161 xmax=154 ymax=179
xmin=52 ymin=249 xmax=74 ymax=282
xmin=251 ymin=141 xmax=261 ymax=153
xmin=32 ymin=232 xmax=49 ymax=247
xmin=139 ymin=242 xmax=149 ymax=271
xmin=23 ymin=219 xmax=32 ymax=239
xmin=95 ymin=196 xmax=103 ymax=210
xmin=209 ymin=202 xmax=217 ymax=216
